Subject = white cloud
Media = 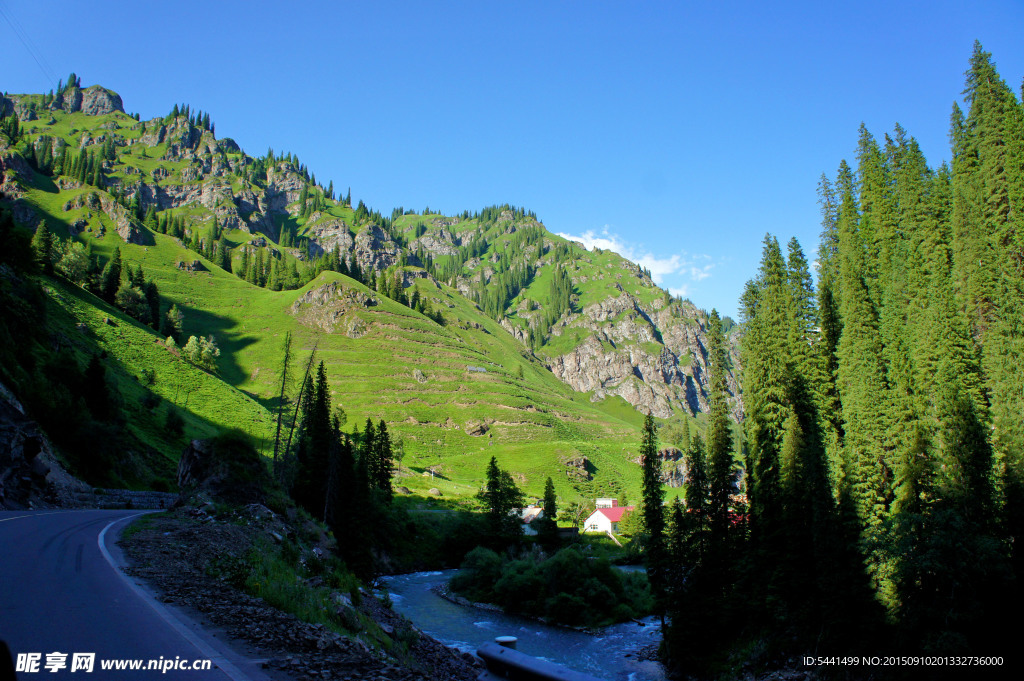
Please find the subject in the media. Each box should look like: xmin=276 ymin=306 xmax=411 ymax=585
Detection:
xmin=669 ymin=285 xmax=690 ymax=298
xmin=689 ymin=264 xmax=713 ymax=281
xmin=556 ymin=226 xmax=713 ymax=286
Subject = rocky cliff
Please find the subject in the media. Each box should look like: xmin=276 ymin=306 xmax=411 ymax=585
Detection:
xmin=546 ymin=291 xmax=742 ymax=419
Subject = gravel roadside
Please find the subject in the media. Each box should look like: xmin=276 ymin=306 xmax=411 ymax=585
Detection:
xmin=119 ymin=512 xmax=480 ymax=681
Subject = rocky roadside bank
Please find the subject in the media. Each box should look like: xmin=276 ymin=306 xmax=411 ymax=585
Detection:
xmin=120 ymin=511 xmax=480 ymax=681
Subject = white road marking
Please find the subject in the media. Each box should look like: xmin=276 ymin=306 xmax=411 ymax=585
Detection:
xmin=96 ymin=514 xmax=254 ymax=681
xmin=0 ymin=510 xmax=66 ymax=523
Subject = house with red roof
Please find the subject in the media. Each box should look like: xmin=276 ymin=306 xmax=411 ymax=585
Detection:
xmin=583 ymin=500 xmax=635 ymax=534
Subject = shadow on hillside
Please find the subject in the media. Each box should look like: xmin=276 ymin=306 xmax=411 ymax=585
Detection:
xmin=34 ymin=279 xmax=276 ymax=489
xmin=408 ymin=466 xmax=451 ymax=481
xmin=241 ymin=390 xmax=292 ymax=419
xmin=176 ymin=303 xmax=260 ymax=388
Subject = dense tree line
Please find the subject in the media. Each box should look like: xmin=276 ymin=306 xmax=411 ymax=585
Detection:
xmin=284 ymin=358 xmax=399 ymax=576
xmin=653 ymin=44 xmax=1024 ymax=677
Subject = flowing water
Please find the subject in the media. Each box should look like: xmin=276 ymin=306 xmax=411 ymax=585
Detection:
xmin=382 ymin=570 xmax=666 ymax=681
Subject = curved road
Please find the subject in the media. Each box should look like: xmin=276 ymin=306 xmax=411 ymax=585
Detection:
xmin=0 ymin=510 xmax=272 ymax=680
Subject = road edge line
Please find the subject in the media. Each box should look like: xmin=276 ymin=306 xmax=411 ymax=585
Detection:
xmin=97 ymin=513 xmax=254 ymax=681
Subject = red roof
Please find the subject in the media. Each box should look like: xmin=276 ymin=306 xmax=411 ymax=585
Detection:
xmin=596 ymin=506 xmax=634 ymax=523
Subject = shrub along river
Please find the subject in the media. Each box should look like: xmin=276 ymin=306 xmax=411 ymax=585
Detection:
xmin=383 ymin=570 xmax=666 ymax=681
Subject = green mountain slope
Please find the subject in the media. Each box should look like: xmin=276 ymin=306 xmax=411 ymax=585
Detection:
xmin=1 ymin=79 xmax=740 ymax=501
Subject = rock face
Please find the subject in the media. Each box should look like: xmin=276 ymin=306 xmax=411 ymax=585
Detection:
xmin=545 ymin=292 xmax=742 ymax=420
xmin=0 ymin=382 xmax=91 ymax=509
xmin=306 ymin=219 xmax=354 ymax=257
xmin=48 ymin=85 xmax=125 ymax=116
xmin=99 ymin=195 xmax=152 ymax=245
xmin=411 ymin=227 xmax=460 ymax=256
xmin=79 ymin=86 xmax=124 ymax=115
xmin=353 ymin=225 xmax=400 ymax=272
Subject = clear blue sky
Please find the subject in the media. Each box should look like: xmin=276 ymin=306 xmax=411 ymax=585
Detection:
xmin=3 ymin=0 xmax=1023 ymax=318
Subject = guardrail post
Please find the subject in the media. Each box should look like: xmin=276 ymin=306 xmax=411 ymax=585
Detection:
xmin=495 ymin=636 xmax=517 ymax=650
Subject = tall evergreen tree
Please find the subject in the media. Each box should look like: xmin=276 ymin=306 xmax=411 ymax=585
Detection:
xmin=99 ymin=247 xmax=122 ymax=303
xmin=293 ymin=361 xmax=331 ymax=518
xmin=31 ymin=222 xmax=53 ymax=275
xmin=372 ymin=419 xmax=393 ymax=502
xmin=639 ymin=411 xmax=666 ymax=611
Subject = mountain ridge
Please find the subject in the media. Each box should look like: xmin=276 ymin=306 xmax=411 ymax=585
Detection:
xmin=0 ymin=78 xmax=742 ymax=499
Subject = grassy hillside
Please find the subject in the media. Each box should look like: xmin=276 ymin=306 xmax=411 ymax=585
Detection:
xmin=2 ymin=86 xmax=722 ymax=505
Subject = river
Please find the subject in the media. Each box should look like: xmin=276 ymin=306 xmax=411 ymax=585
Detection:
xmin=382 ymin=569 xmax=666 ymax=681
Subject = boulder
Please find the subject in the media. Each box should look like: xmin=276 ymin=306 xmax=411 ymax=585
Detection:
xmin=177 ymin=434 xmax=271 ymax=505
xmin=464 ymin=419 xmax=491 ymax=437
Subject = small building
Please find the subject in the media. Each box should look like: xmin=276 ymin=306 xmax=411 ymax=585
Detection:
xmin=595 ymin=498 xmax=619 ymax=509
xmin=520 ymin=506 xmax=544 ymax=536
xmin=583 ymin=504 xmax=635 ymax=534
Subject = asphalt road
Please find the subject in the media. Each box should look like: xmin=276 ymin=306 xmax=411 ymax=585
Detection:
xmin=0 ymin=510 xmax=271 ymax=680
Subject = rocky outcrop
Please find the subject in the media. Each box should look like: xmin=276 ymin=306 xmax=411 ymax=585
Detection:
xmin=63 ymin=190 xmax=102 ymax=212
xmin=545 ymin=292 xmax=742 ymax=420
xmin=353 ymin=225 xmax=400 ymax=272
xmin=177 ymin=437 xmax=272 ymax=506
xmin=464 ymin=419 xmax=491 ymax=436
xmin=99 ymin=195 xmax=152 ymax=245
xmin=306 ymin=219 xmax=354 ymax=257
xmin=262 ymin=164 xmax=306 ymax=214
xmin=411 ymin=227 xmax=460 ymax=256
xmin=50 ymin=85 xmax=125 ymax=116
xmin=291 ymin=281 xmax=379 ymax=333
xmin=79 ymin=86 xmax=124 ymax=115
xmin=560 ymin=454 xmax=593 ymax=482
xmin=0 ymin=382 xmax=92 ymax=509
xmin=1 ymin=137 xmax=33 ymax=203
xmin=655 ymin=447 xmax=686 ymax=487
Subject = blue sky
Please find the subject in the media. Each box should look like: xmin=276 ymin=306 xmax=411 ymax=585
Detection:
xmin=3 ymin=1 xmax=1023 ymax=318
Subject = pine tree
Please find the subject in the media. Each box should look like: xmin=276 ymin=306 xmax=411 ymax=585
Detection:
xmin=373 ymin=419 xmax=393 ymax=502
xmin=639 ymin=411 xmax=666 ymax=610
xmin=99 ymin=247 xmax=122 ymax=302
xmin=144 ymin=281 xmax=160 ymax=330
xmin=293 ymin=361 xmax=331 ymax=518
xmin=83 ymin=354 xmax=112 ymax=421
xmin=480 ymin=456 xmax=524 ymax=545
xmin=683 ymin=433 xmax=709 ymax=562
xmin=538 ymin=476 xmax=559 ymax=545
xmin=31 ymin=222 xmax=53 ymax=275
xmin=161 ymin=304 xmax=183 ymax=342
xmin=271 ymin=331 xmax=293 ymax=474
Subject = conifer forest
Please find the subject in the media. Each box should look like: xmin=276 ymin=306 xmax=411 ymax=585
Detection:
xmin=656 ymin=42 xmax=1024 ymax=677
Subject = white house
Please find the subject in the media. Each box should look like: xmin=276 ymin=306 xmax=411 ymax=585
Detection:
xmin=583 ymin=503 xmax=635 ymax=534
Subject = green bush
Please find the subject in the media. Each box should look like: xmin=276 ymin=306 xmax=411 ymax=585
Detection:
xmin=450 ymin=544 xmax=652 ymax=627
